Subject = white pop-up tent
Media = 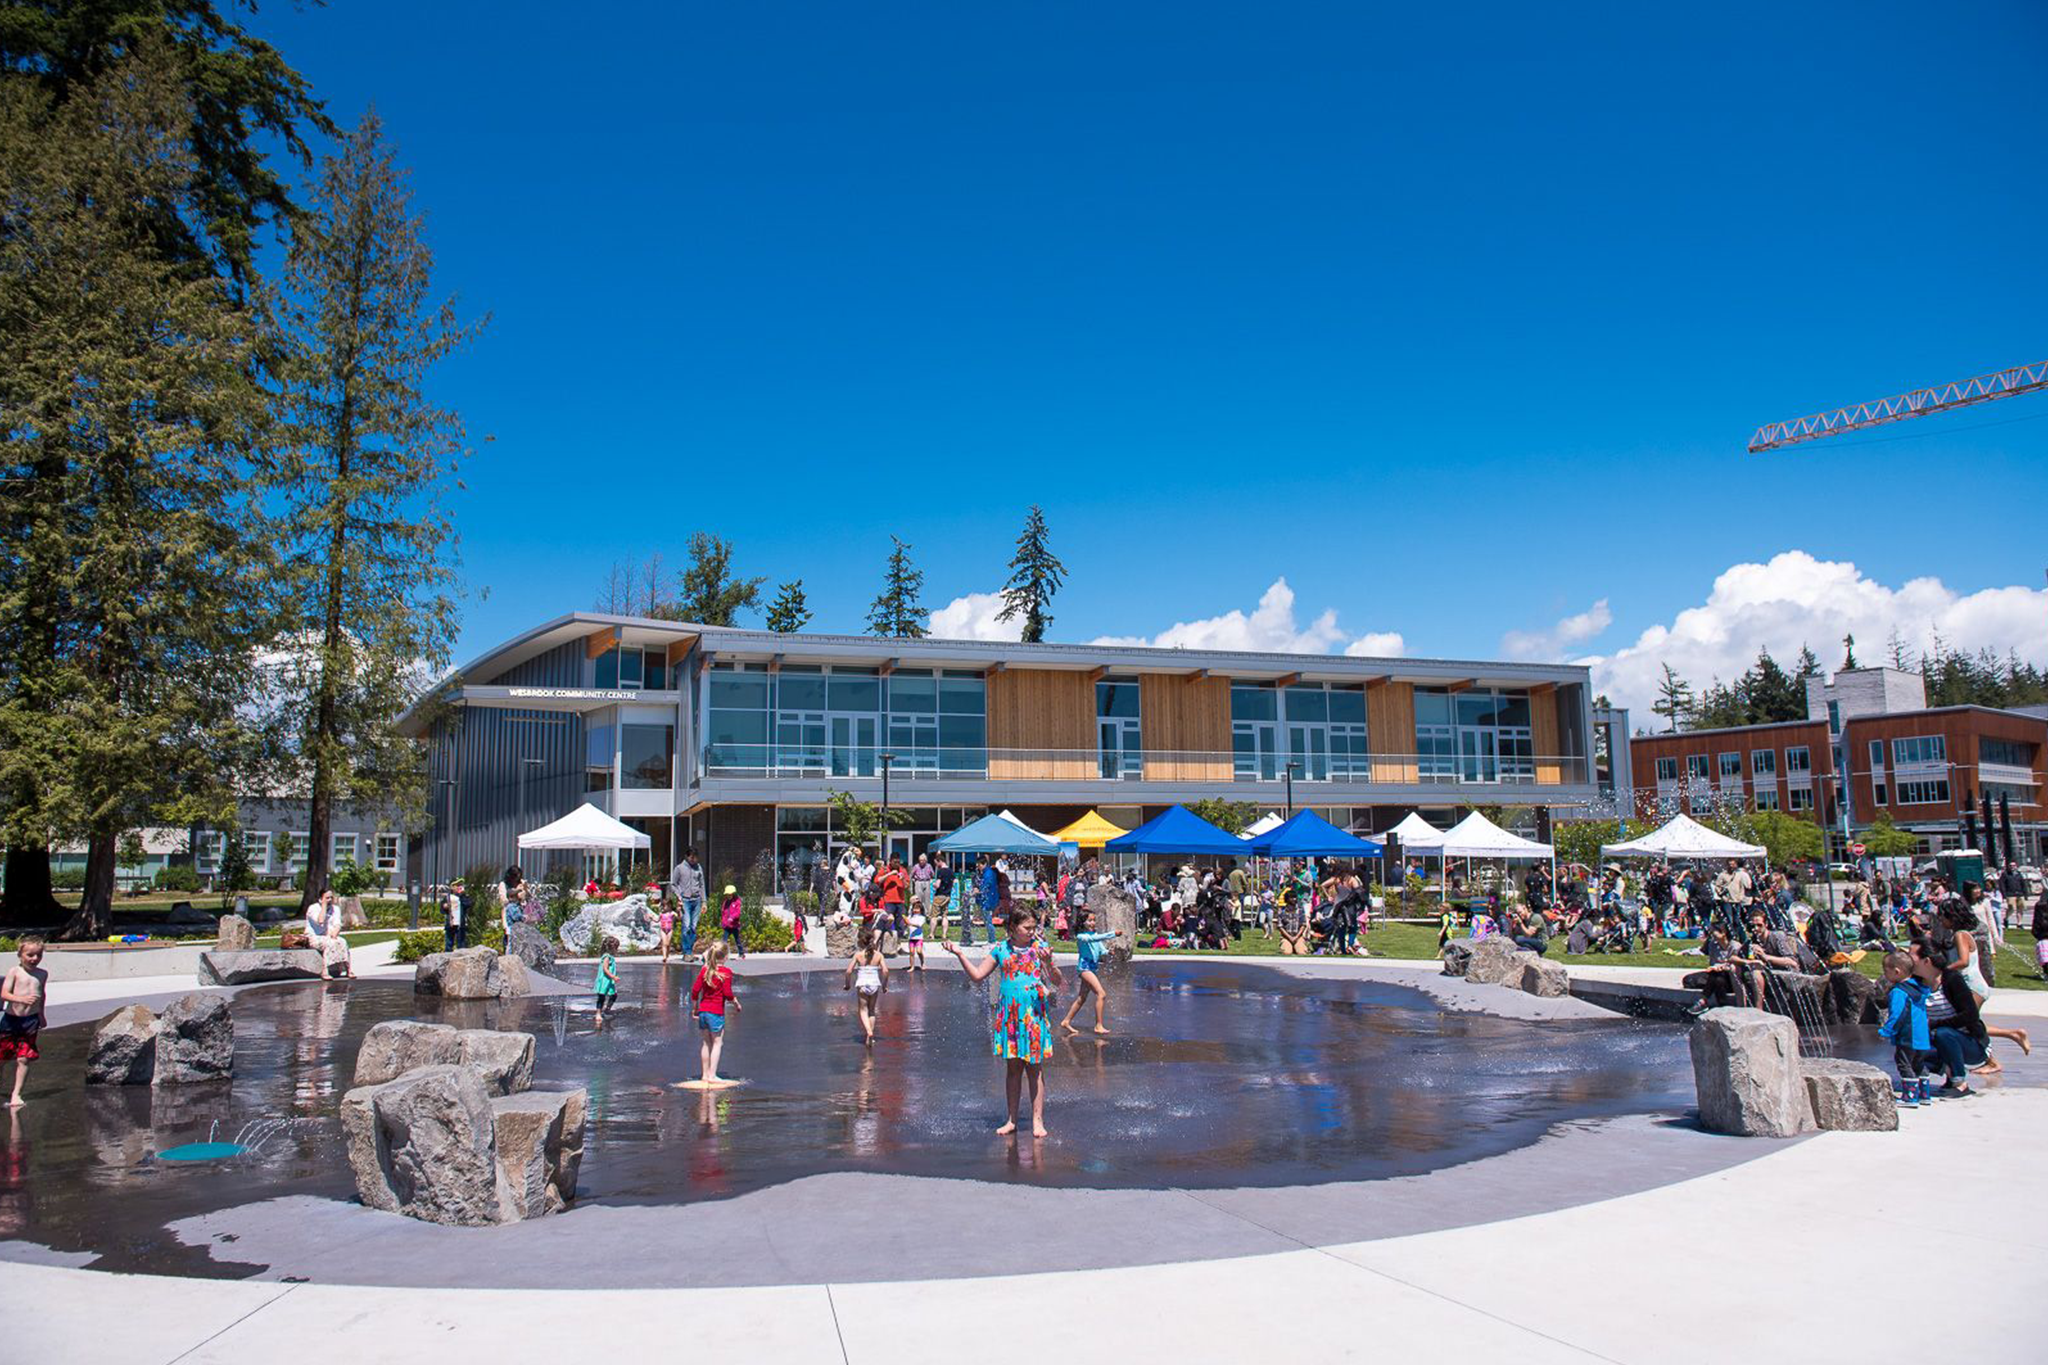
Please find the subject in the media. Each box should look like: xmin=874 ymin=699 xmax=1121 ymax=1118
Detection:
xmin=1600 ymin=813 xmax=1764 ymax=861
xmin=1385 ymin=811 xmax=1447 ymax=852
xmin=517 ymin=802 xmax=651 ymax=885
xmin=1438 ymin=810 xmax=1554 ymax=859
xmin=1239 ymin=812 xmax=1285 ymax=840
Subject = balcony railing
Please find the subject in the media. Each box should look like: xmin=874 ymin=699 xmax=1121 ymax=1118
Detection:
xmin=698 ymin=744 xmax=1588 ymax=788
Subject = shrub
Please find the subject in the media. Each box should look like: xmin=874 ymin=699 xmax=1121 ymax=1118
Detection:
xmin=392 ymin=929 xmax=445 ymax=964
xmin=51 ymin=866 xmax=87 ymax=889
xmin=330 ymin=858 xmax=376 ymax=898
xmin=154 ymin=866 xmax=202 ymax=893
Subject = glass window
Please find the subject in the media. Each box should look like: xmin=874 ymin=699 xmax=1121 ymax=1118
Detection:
xmin=618 ymin=648 xmax=644 ymax=688
xmin=1414 ymin=688 xmax=1452 ymax=727
xmin=196 ymin=832 xmax=224 ymax=872
xmin=1786 ymin=746 xmax=1811 ymax=774
xmin=778 ymin=806 xmax=829 ymax=832
xmin=1892 ymin=735 xmax=1947 ymax=767
xmin=777 ymin=666 xmax=827 ymax=712
xmin=1496 ymin=693 xmax=1532 ymax=728
xmin=1752 ymin=749 xmax=1777 ymax=776
xmin=709 ymin=665 xmax=770 ymax=710
xmin=1789 ymin=786 xmax=1814 ymax=811
xmin=586 ymin=723 xmax=615 ymax=790
xmin=828 ymin=668 xmax=881 ymax=712
xmin=1895 ymin=778 xmax=1950 ymax=806
xmin=644 ymin=650 xmax=666 ymax=691
xmin=621 ymin=723 xmax=675 ymax=789
xmin=1754 ymin=788 xmax=1780 ymax=811
xmin=1656 ymin=756 xmax=1679 ymax=782
xmin=939 ymin=673 xmax=986 ymax=715
xmin=284 ymin=832 xmax=310 ymax=871
xmin=594 ymin=648 xmax=618 ymax=689
xmin=374 ymin=833 xmax=401 ymax=873
xmin=1718 ymin=752 xmax=1741 ymax=779
xmin=1329 ymin=687 xmax=1366 ymax=724
xmin=1687 ymin=754 xmax=1710 ymax=781
xmin=1456 ymin=691 xmax=1498 ymax=727
xmin=1231 ymin=683 xmax=1277 ymax=721
xmin=887 ymin=670 xmax=937 ymax=714
xmin=1981 ymin=738 xmax=2031 ymax=768
xmin=1097 ymin=679 xmax=1141 ymax=719
xmin=245 ymin=830 xmax=273 ymax=870
xmin=1283 ymin=685 xmax=1328 ymax=723
xmin=330 ymin=832 xmax=357 ymax=867
xmin=1827 ymin=700 xmax=1841 ymax=735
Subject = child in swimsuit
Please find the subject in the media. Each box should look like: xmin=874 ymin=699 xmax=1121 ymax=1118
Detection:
xmin=943 ymin=904 xmax=1062 ymax=1138
xmin=1059 ymin=908 xmax=1125 ymax=1035
xmin=843 ymin=925 xmax=889 ymax=1046
xmin=593 ymin=938 xmax=619 ymax=1030
xmin=2 ymin=936 xmax=48 ymax=1108
xmin=906 ymin=906 xmax=927 ymax=972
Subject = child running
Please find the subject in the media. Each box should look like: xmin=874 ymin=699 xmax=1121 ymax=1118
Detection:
xmin=718 ymin=884 xmax=747 ymax=959
xmin=1878 ymin=950 xmax=1933 ymax=1106
xmin=593 ymin=937 xmax=620 ymax=1030
xmin=843 ymin=925 xmax=889 ymax=1046
xmin=2 ymin=936 xmax=48 ymax=1108
xmin=689 ymin=940 xmax=741 ymax=1085
xmin=942 ymin=905 xmax=1062 ymax=1138
xmin=1059 ymin=911 xmax=1124 ymax=1035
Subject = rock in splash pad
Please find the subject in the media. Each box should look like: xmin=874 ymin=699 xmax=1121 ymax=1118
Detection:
xmin=157 ymin=1141 xmax=248 ymax=1163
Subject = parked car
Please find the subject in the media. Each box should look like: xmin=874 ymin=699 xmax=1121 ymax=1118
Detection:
xmin=1826 ymin=862 xmax=1858 ymax=880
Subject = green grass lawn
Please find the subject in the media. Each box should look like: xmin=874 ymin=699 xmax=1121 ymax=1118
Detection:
xmin=251 ymin=929 xmax=406 ymax=950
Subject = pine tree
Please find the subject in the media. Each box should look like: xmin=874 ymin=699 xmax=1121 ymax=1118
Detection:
xmin=995 ymin=505 xmax=1066 ymax=643
xmin=0 ymin=50 xmax=275 ymax=934
xmin=1839 ymin=634 xmax=1857 ymax=669
xmin=267 ymin=110 xmax=482 ymax=911
xmin=1886 ymin=628 xmax=1913 ymax=671
xmin=867 ymin=537 xmax=928 ymax=638
xmin=1652 ymin=664 xmax=1695 ymax=732
xmin=765 ymin=580 xmax=812 ymax=633
xmin=674 ymin=532 xmax=764 ymax=626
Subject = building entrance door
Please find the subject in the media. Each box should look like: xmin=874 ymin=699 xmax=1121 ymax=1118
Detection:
xmin=830 ymin=715 xmax=878 ymax=778
xmin=1460 ymin=729 xmax=1497 ymax=782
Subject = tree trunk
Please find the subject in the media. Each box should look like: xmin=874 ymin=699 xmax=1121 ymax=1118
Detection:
xmin=59 ymin=828 xmax=118 ymax=941
xmin=0 ymin=846 xmax=63 ymax=928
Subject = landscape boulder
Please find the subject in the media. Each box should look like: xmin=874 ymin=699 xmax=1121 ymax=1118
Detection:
xmin=490 ymin=1088 xmax=588 ymax=1218
xmin=1439 ymin=940 xmax=1474 ymax=976
xmin=1824 ymin=968 xmax=1880 ymax=1026
xmin=496 ymin=953 xmax=533 ymax=1000
xmin=342 ymin=1064 xmax=503 ymax=1226
xmin=556 ymin=894 xmax=662 ymax=953
xmin=1519 ymin=956 xmax=1571 ymax=998
xmin=1463 ymin=938 xmax=1531 ymax=987
xmin=1688 ymin=1007 xmax=1812 ymax=1138
xmin=1761 ymin=970 xmax=1830 ymax=1027
xmin=354 ymin=1020 xmax=463 ymax=1088
xmin=414 ymin=947 xmax=505 ymax=999
xmin=153 ymin=993 xmax=235 ymax=1085
xmin=507 ymin=923 xmax=558 ymax=976
xmin=1085 ymin=883 xmax=1139 ymax=966
xmin=214 ymin=915 xmax=256 ymax=952
xmin=86 ymin=1004 xmax=159 ymax=1085
xmin=456 ymin=1029 xmax=536 ymax=1097
xmin=197 ymin=948 xmax=325 ymax=987
xmin=1800 ymin=1058 xmax=1898 ymax=1132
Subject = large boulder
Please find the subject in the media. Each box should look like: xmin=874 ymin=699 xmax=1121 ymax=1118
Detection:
xmin=1800 ymin=1058 xmax=1898 ymax=1132
xmin=354 ymin=1020 xmax=462 ymax=1088
xmin=197 ymin=948 xmax=324 ymax=987
xmin=1439 ymin=940 xmax=1474 ymax=977
xmin=507 ymin=923 xmax=557 ymax=976
xmin=496 ymin=954 xmax=534 ymax=1000
xmin=414 ymin=947 xmax=504 ymax=999
xmin=154 ymin=993 xmax=234 ymax=1085
xmin=86 ymin=1004 xmax=159 ymax=1085
xmin=1824 ymin=967 xmax=1880 ymax=1026
xmin=556 ymin=894 xmax=661 ymax=953
xmin=824 ymin=918 xmax=860 ymax=959
xmin=1760 ymin=970 xmax=1830 ymax=1027
xmin=214 ymin=914 xmax=255 ymax=952
xmin=1520 ymin=956 xmax=1571 ymax=998
xmin=456 ymin=1030 xmax=536 ymax=1097
xmin=1463 ymin=937 xmax=1530 ymax=987
xmin=1085 ymin=883 xmax=1138 ymax=967
xmin=490 ymin=1088 xmax=587 ymax=1218
xmin=1688 ymin=1007 xmax=1813 ymax=1138
xmin=342 ymin=1065 xmax=504 ymax=1226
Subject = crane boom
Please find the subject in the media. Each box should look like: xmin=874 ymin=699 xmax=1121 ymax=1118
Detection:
xmin=1747 ymin=357 xmax=2048 ymax=452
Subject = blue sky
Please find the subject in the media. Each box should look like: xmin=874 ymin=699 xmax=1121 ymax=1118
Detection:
xmin=253 ymin=1 xmax=2048 ymax=708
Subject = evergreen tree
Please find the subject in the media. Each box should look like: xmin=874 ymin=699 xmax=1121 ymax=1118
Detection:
xmin=1651 ymin=664 xmax=1694 ymax=732
xmin=266 ymin=110 xmax=481 ymax=910
xmin=1744 ymin=649 xmax=1803 ymax=722
xmin=673 ymin=532 xmax=763 ymax=626
xmin=765 ymin=580 xmax=811 ymax=633
xmin=995 ymin=504 xmax=1065 ymax=643
xmin=867 ymin=537 xmax=927 ymax=638
xmin=1837 ymin=635 xmax=1856 ymax=670
xmin=0 ymin=49 xmax=274 ymax=934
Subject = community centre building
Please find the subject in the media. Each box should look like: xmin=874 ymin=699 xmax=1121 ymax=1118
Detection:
xmin=1627 ymin=665 xmax=2046 ymax=863
xmin=398 ymin=612 xmax=1602 ymax=885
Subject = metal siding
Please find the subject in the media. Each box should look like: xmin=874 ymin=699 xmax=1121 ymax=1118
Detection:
xmin=494 ymin=640 xmax=585 ymax=688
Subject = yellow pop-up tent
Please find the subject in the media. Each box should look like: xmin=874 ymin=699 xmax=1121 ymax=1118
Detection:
xmin=1049 ymin=809 xmax=1130 ymax=848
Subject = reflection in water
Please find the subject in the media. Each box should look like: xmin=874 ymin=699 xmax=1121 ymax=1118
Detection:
xmin=0 ymin=959 xmax=1879 ymax=1279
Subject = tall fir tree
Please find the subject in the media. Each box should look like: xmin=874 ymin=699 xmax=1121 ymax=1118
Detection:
xmin=995 ymin=504 xmax=1065 ymax=643
xmin=0 ymin=48 xmax=275 ymax=934
xmin=765 ymin=580 xmax=811 ymax=633
xmin=267 ymin=110 xmax=481 ymax=910
xmin=867 ymin=537 xmax=928 ymax=638
xmin=673 ymin=532 xmax=763 ymax=625
xmin=1651 ymin=663 xmax=1694 ymax=732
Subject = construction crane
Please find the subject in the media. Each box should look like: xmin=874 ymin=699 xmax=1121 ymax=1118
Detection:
xmin=1747 ymin=357 xmax=2048 ymax=452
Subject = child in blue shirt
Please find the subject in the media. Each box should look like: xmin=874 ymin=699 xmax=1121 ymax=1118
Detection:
xmin=1877 ymin=950 xmax=1932 ymax=1105
xmin=592 ymin=937 xmax=620 ymax=1030
xmin=1058 ymin=908 xmax=1126 ymax=1036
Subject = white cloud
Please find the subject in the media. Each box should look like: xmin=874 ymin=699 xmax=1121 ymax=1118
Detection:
xmin=1091 ymin=578 xmax=1405 ymax=658
xmin=1500 ymin=598 xmax=1613 ymax=661
xmin=928 ymin=591 xmax=1024 ymax=642
xmin=1582 ymin=551 xmax=2048 ymax=713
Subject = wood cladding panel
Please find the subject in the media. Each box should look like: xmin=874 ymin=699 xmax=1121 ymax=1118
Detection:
xmin=1532 ymin=688 xmax=1561 ymax=785
xmin=1367 ymin=681 xmax=1417 ymax=782
xmin=1140 ymin=675 xmax=1231 ymax=781
xmin=987 ymin=669 xmax=1095 ymax=780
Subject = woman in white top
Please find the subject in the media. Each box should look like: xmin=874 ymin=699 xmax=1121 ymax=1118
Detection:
xmin=306 ymin=890 xmax=353 ymax=978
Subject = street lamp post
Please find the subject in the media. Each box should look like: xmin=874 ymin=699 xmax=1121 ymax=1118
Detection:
xmin=1285 ymin=760 xmax=1301 ymax=817
xmin=425 ymin=776 xmax=455 ymax=931
xmin=879 ymin=752 xmax=896 ymax=861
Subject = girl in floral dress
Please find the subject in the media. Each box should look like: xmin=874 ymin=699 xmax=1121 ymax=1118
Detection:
xmin=942 ymin=904 xmax=1062 ymax=1138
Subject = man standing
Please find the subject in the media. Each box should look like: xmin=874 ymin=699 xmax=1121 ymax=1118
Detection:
xmin=970 ymin=855 xmax=998 ymax=945
xmin=671 ymin=848 xmax=705 ymax=960
xmin=933 ymin=855 xmax=955 ymax=936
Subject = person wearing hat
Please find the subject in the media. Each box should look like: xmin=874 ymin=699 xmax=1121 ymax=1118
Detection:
xmin=444 ymin=877 xmax=468 ymax=952
xmin=718 ymin=883 xmax=747 ymax=958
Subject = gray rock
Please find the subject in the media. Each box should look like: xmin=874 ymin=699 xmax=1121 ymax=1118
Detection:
xmin=456 ymin=1030 xmax=536 ymax=1097
xmin=556 ymin=894 xmax=662 ymax=953
xmin=197 ymin=948 xmax=325 ymax=987
xmin=154 ymin=993 xmax=233 ymax=1085
xmin=414 ymin=947 xmax=504 ymax=999
xmin=824 ymin=919 xmax=860 ymax=958
xmin=353 ymin=1020 xmax=461 ymax=1089
xmin=490 ymin=1088 xmax=587 ymax=1218
xmin=1759 ymin=970 xmax=1829 ymax=1027
xmin=1520 ymin=956 xmax=1571 ymax=998
xmin=1800 ymin=1057 xmax=1898 ymax=1132
xmin=496 ymin=954 xmax=533 ymax=1000
xmin=214 ymin=915 xmax=255 ymax=952
xmin=342 ymin=1064 xmax=504 ymax=1226
xmin=1085 ymin=883 xmax=1138 ymax=967
xmin=506 ymin=923 xmax=557 ymax=976
xmin=86 ymin=1004 xmax=159 ymax=1085
xmin=1463 ymin=938 xmax=1530 ymax=987
xmin=1439 ymin=941 xmax=1474 ymax=976
xmin=1688 ymin=1007 xmax=1813 ymax=1138
xmin=1824 ymin=967 xmax=1880 ymax=1026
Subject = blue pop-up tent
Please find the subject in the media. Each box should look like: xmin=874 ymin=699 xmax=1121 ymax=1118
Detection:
xmin=1103 ymin=804 xmax=1247 ymax=856
xmin=1243 ymin=809 xmax=1384 ymax=859
xmin=930 ymin=811 xmax=1061 ymax=856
